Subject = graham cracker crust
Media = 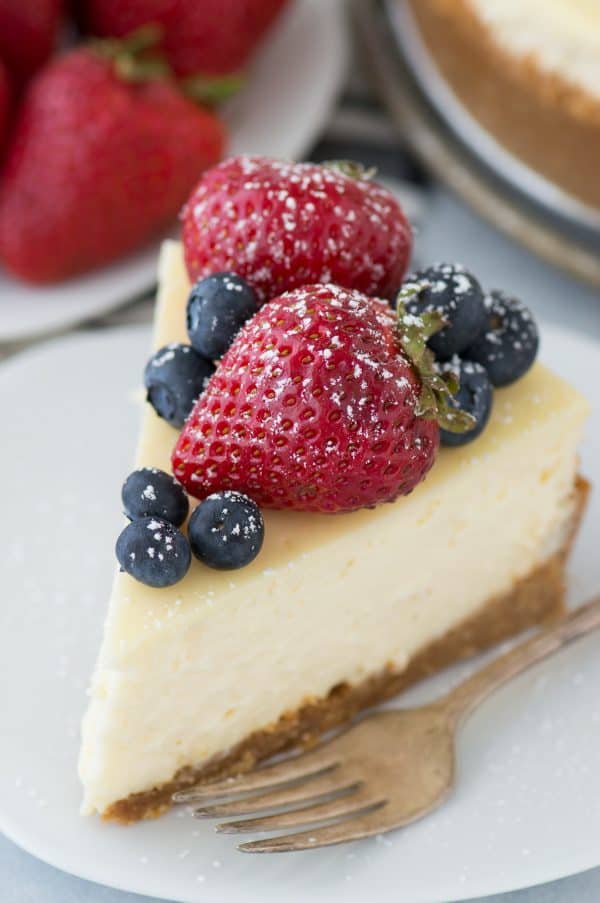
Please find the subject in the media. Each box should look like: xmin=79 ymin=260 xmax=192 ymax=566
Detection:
xmin=104 ymin=477 xmax=589 ymax=823
xmin=408 ymin=0 xmax=600 ymax=210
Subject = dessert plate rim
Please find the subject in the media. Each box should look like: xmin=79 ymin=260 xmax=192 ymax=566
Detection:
xmin=0 ymin=320 xmax=600 ymax=902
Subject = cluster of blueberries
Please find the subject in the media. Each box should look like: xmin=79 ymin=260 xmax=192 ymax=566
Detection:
xmin=404 ymin=262 xmax=539 ymax=446
xmin=115 ymin=469 xmax=264 ymax=588
xmin=145 ymin=272 xmax=259 ymax=428
xmin=123 ymin=262 xmax=538 ymax=587
xmin=119 ymin=273 xmax=265 ymax=587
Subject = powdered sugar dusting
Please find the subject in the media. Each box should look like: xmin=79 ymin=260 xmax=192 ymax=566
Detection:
xmin=149 ymin=343 xmax=192 ymax=368
xmin=183 ymin=156 xmax=412 ymax=302
xmin=173 ymin=283 xmax=439 ymax=513
xmin=476 ymin=290 xmax=539 ymax=366
xmin=404 ymin=263 xmax=474 ymax=316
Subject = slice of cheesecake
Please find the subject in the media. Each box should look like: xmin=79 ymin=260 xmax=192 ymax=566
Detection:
xmin=79 ymin=241 xmax=589 ymax=822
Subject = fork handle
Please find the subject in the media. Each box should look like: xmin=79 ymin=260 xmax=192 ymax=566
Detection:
xmin=440 ymin=595 xmax=600 ymax=724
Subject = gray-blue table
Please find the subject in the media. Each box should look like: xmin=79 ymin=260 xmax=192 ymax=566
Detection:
xmin=3 ymin=829 xmax=600 ymax=902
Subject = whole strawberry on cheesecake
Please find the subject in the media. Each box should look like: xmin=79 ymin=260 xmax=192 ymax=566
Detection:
xmin=182 ymin=156 xmax=413 ymax=302
xmin=172 ymin=283 xmax=461 ymax=513
xmin=79 ymin=157 xmax=589 ymax=824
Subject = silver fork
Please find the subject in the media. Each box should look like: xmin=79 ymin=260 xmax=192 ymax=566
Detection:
xmin=174 ymin=596 xmax=600 ymax=853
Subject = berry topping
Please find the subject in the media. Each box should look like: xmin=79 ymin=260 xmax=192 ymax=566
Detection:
xmin=403 ymin=263 xmax=486 ymax=361
xmin=172 ymin=283 xmax=441 ymax=513
xmin=182 ymin=156 xmax=413 ymax=304
xmin=116 ymin=516 xmax=191 ymax=587
xmin=121 ymin=467 xmax=189 ymax=526
xmin=144 ymin=342 xmax=215 ymax=428
xmin=187 ymin=272 xmax=259 ymax=360
xmin=465 ymin=290 xmax=539 ymax=387
xmin=188 ymin=491 xmax=264 ymax=570
xmin=439 ymin=360 xmax=493 ymax=447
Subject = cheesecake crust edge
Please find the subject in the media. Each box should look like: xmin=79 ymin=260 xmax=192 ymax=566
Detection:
xmin=103 ymin=476 xmax=590 ymax=823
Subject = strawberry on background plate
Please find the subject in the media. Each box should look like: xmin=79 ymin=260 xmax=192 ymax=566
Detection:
xmin=0 ymin=59 xmax=10 ymax=151
xmin=0 ymin=35 xmax=225 ymax=284
xmin=81 ymin=0 xmax=289 ymax=77
xmin=0 ymin=0 xmax=63 ymax=90
xmin=182 ymin=157 xmax=413 ymax=305
xmin=172 ymin=284 xmax=470 ymax=514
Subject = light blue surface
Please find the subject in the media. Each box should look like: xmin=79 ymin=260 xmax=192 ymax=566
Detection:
xmin=2 ymin=189 xmax=598 ymax=903
xmin=2 ymin=832 xmax=600 ymax=903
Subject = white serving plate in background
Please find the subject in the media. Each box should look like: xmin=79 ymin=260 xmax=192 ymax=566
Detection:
xmin=0 ymin=0 xmax=349 ymax=345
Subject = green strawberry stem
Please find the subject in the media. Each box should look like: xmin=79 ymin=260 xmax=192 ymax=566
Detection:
xmin=323 ymin=160 xmax=377 ymax=180
xmin=92 ymin=24 xmax=170 ymax=82
xmin=396 ymin=285 xmax=476 ymax=434
xmin=92 ymin=25 xmax=240 ymax=106
xmin=116 ymin=23 xmax=164 ymax=55
xmin=113 ymin=55 xmax=170 ymax=81
xmin=181 ymin=73 xmax=245 ymax=106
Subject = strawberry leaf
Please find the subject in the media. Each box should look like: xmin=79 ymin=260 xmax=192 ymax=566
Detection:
xmin=182 ymin=73 xmax=245 ymax=106
xmin=396 ymin=285 xmax=477 ymax=433
xmin=322 ymin=160 xmax=377 ymax=181
xmin=92 ymin=24 xmax=171 ymax=83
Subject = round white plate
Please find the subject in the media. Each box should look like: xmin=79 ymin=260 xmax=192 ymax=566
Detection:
xmin=0 ymin=0 xmax=348 ymax=345
xmin=0 ymin=321 xmax=599 ymax=903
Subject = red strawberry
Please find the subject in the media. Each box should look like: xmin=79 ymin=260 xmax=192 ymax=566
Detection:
xmin=0 ymin=59 xmax=10 ymax=151
xmin=81 ymin=0 xmax=289 ymax=77
xmin=182 ymin=157 xmax=413 ymax=305
xmin=172 ymin=284 xmax=441 ymax=514
xmin=0 ymin=43 xmax=225 ymax=284
xmin=0 ymin=0 xmax=62 ymax=90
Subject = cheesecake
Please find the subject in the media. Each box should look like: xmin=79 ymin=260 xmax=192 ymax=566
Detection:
xmin=408 ymin=0 xmax=600 ymax=210
xmin=79 ymin=240 xmax=589 ymax=822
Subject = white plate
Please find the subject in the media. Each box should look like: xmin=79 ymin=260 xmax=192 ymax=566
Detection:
xmin=0 ymin=0 xmax=348 ymax=345
xmin=0 ymin=321 xmax=599 ymax=903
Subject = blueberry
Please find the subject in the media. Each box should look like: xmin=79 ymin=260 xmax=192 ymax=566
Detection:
xmin=440 ymin=359 xmax=493 ymax=447
xmin=404 ymin=263 xmax=486 ymax=360
xmin=188 ymin=491 xmax=264 ymax=570
xmin=187 ymin=272 xmax=259 ymax=360
xmin=465 ymin=290 xmax=539 ymax=387
xmin=121 ymin=467 xmax=189 ymax=526
xmin=116 ymin=516 xmax=191 ymax=587
xmin=144 ymin=342 xmax=214 ymax=428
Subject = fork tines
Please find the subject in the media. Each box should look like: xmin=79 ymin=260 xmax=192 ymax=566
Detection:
xmin=172 ymin=744 xmax=387 ymax=852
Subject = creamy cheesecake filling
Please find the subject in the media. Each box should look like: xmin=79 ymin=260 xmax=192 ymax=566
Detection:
xmin=469 ymin=0 xmax=600 ymax=99
xmin=79 ymin=242 xmax=589 ymax=816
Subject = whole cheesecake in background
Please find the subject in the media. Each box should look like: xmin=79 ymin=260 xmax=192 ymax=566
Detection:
xmin=408 ymin=0 xmax=600 ymax=209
